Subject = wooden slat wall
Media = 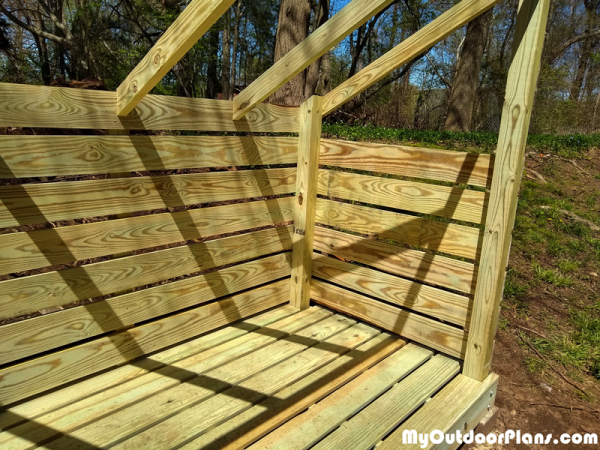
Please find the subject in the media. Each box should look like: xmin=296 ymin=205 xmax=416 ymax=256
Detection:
xmin=320 ymin=139 xmax=494 ymax=188
xmin=0 ymin=135 xmax=298 ymax=179
xmin=317 ymin=169 xmax=488 ymax=224
xmin=0 ymin=279 xmax=290 ymax=407
xmin=0 ymin=253 xmax=292 ymax=366
xmin=0 ymin=168 xmax=296 ymax=227
xmin=316 ymin=199 xmax=483 ymax=259
xmin=0 ymin=225 xmax=293 ymax=321
xmin=311 ymin=280 xmax=467 ymax=358
xmin=0 ymin=197 xmax=294 ymax=276
xmin=0 ymin=83 xmax=300 ymax=132
xmin=313 ymin=227 xmax=477 ymax=294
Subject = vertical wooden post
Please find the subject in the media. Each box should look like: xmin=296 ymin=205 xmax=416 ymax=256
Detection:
xmin=464 ymin=0 xmax=550 ymax=381
xmin=290 ymin=95 xmax=323 ymax=310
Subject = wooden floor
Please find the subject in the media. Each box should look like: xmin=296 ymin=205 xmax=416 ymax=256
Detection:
xmin=0 ymin=305 xmax=492 ymax=450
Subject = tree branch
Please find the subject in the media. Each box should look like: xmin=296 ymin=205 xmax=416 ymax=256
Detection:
xmin=0 ymin=5 xmax=71 ymax=45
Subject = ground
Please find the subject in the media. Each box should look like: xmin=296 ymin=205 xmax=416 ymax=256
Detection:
xmin=466 ymin=148 xmax=600 ymax=449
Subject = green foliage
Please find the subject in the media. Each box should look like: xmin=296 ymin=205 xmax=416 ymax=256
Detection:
xmin=533 ymin=262 xmax=574 ymax=287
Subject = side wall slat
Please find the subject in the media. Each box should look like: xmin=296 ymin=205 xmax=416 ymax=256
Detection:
xmin=311 ymin=279 xmax=467 ymax=358
xmin=0 ymin=83 xmax=300 ymax=132
xmin=320 ymin=139 xmax=494 ymax=188
xmin=0 ymin=135 xmax=298 ymax=179
xmin=0 ymin=279 xmax=290 ymax=407
xmin=0 ymin=168 xmax=296 ymax=227
xmin=0 ymin=253 xmax=291 ymax=366
xmin=0 ymin=197 xmax=294 ymax=276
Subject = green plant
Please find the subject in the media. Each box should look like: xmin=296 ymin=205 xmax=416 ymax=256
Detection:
xmin=557 ymin=259 xmax=580 ymax=273
xmin=524 ymin=356 xmax=546 ymax=373
xmin=533 ymin=262 xmax=574 ymax=287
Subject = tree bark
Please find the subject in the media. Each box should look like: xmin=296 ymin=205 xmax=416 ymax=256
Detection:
xmin=221 ymin=8 xmax=231 ymax=100
xmin=570 ymin=0 xmax=599 ymax=101
xmin=304 ymin=0 xmax=329 ymax=99
xmin=206 ymin=26 xmax=220 ymax=99
xmin=268 ymin=0 xmax=311 ymax=106
xmin=229 ymin=0 xmax=243 ymax=100
xmin=444 ymin=9 xmax=493 ymax=132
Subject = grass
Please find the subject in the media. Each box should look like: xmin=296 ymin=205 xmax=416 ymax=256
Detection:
xmin=533 ymin=262 xmax=575 ymax=287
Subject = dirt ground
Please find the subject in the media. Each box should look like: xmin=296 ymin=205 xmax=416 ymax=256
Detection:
xmin=467 ymin=149 xmax=600 ymax=449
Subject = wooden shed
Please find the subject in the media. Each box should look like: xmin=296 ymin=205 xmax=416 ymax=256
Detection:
xmin=0 ymin=0 xmax=549 ymax=448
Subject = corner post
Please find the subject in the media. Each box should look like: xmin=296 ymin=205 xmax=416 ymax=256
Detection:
xmin=290 ymin=95 xmax=323 ymax=310
xmin=464 ymin=0 xmax=550 ymax=380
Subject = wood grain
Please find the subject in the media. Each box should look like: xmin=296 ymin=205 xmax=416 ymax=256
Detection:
xmin=0 ymin=197 xmax=294 ymax=276
xmin=464 ymin=0 xmax=551 ymax=381
xmin=322 ymin=0 xmax=502 ymax=115
xmin=290 ymin=96 xmax=322 ymax=310
xmin=232 ymin=0 xmax=394 ymax=120
xmin=0 ymin=168 xmax=296 ymax=227
xmin=313 ymin=227 xmax=477 ymax=294
xmin=182 ymin=334 xmax=406 ymax=450
xmin=0 ymin=225 xmax=292 ymax=321
xmin=0 ymin=83 xmax=300 ymax=132
xmin=312 ymin=255 xmax=471 ymax=327
xmin=311 ymin=280 xmax=468 ymax=358
xmin=0 ymin=253 xmax=292 ymax=365
xmin=0 ymin=135 xmax=298 ymax=179
xmin=316 ymin=198 xmax=484 ymax=259
xmin=0 ymin=279 xmax=290 ymax=407
xmin=320 ymin=138 xmax=494 ymax=188
xmin=117 ymin=0 xmax=236 ymax=116
xmin=318 ymin=169 xmax=488 ymax=224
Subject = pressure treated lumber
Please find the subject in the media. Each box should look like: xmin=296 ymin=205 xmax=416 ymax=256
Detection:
xmin=231 ymin=0 xmax=394 ymax=120
xmin=117 ymin=0 xmax=236 ymax=116
xmin=315 ymin=198 xmax=484 ymax=259
xmin=44 ymin=315 xmax=358 ymax=449
xmin=312 ymin=354 xmax=460 ymax=450
xmin=0 ymin=83 xmax=300 ymax=132
xmin=318 ymin=169 xmax=488 ymax=224
xmin=250 ymin=344 xmax=432 ymax=450
xmin=290 ymin=96 xmax=323 ymax=309
xmin=322 ymin=0 xmax=501 ymax=115
xmin=0 ymin=135 xmax=298 ymax=179
xmin=0 ymin=306 xmax=298 ymax=433
xmin=320 ymin=139 xmax=494 ymax=188
xmin=378 ymin=373 xmax=499 ymax=450
xmin=109 ymin=322 xmax=379 ymax=450
xmin=0 ymin=308 xmax=329 ymax=450
xmin=311 ymin=280 xmax=468 ymax=358
xmin=0 ymin=253 xmax=291 ymax=365
xmin=0 ymin=197 xmax=294 ymax=276
xmin=0 ymin=279 xmax=289 ymax=407
xmin=312 ymin=255 xmax=471 ymax=327
xmin=180 ymin=334 xmax=406 ymax=450
xmin=464 ymin=0 xmax=551 ymax=381
xmin=0 ymin=168 xmax=296 ymax=227
xmin=0 ymin=225 xmax=292 ymax=321
xmin=313 ymin=227 xmax=477 ymax=294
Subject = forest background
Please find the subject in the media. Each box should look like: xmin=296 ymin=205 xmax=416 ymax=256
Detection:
xmin=1 ymin=0 xmax=599 ymax=135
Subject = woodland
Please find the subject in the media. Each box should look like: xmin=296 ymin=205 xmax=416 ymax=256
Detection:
xmin=0 ymin=0 xmax=599 ymax=134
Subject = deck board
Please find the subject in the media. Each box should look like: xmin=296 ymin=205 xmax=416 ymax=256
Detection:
xmin=0 ymin=306 xmax=493 ymax=450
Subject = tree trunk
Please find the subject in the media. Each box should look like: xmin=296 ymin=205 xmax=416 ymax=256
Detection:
xmin=268 ymin=0 xmax=311 ymax=106
xmin=221 ymin=9 xmax=231 ymax=100
xmin=206 ymin=26 xmax=220 ymax=99
xmin=444 ymin=9 xmax=492 ymax=132
xmin=229 ymin=0 xmax=243 ymax=100
xmin=571 ymin=0 xmax=599 ymax=101
xmin=319 ymin=50 xmax=331 ymax=95
xmin=304 ymin=0 xmax=329 ymax=99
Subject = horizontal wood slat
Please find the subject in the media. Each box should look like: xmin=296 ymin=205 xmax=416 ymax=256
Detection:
xmin=318 ymin=169 xmax=488 ymax=224
xmin=0 ymin=135 xmax=298 ymax=179
xmin=0 ymin=253 xmax=291 ymax=366
xmin=320 ymin=139 xmax=494 ymax=187
xmin=312 ymin=255 xmax=471 ymax=327
xmin=0 ymin=168 xmax=296 ymax=228
xmin=0 ymin=278 xmax=290 ymax=408
xmin=0 ymin=197 xmax=294 ymax=276
xmin=313 ymin=227 xmax=477 ymax=294
xmin=316 ymin=199 xmax=483 ymax=260
xmin=0 ymin=83 xmax=300 ymax=132
xmin=0 ymin=225 xmax=293 ymax=321
xmin=311 ymin=280 xmax=467 ymax=358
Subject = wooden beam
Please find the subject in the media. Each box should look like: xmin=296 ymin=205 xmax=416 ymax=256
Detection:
xmin=116 ymin=0 xmax=235 ymax=116
xmin=322 ymin=0 xmax=501 ymax=116
xmin=232 ymin=0 xmax=394 ymax=120
xmin=464 ymin=0 xmax=550 ymax=381
xmin=290 ymin=96 xmax=323 ymax=309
